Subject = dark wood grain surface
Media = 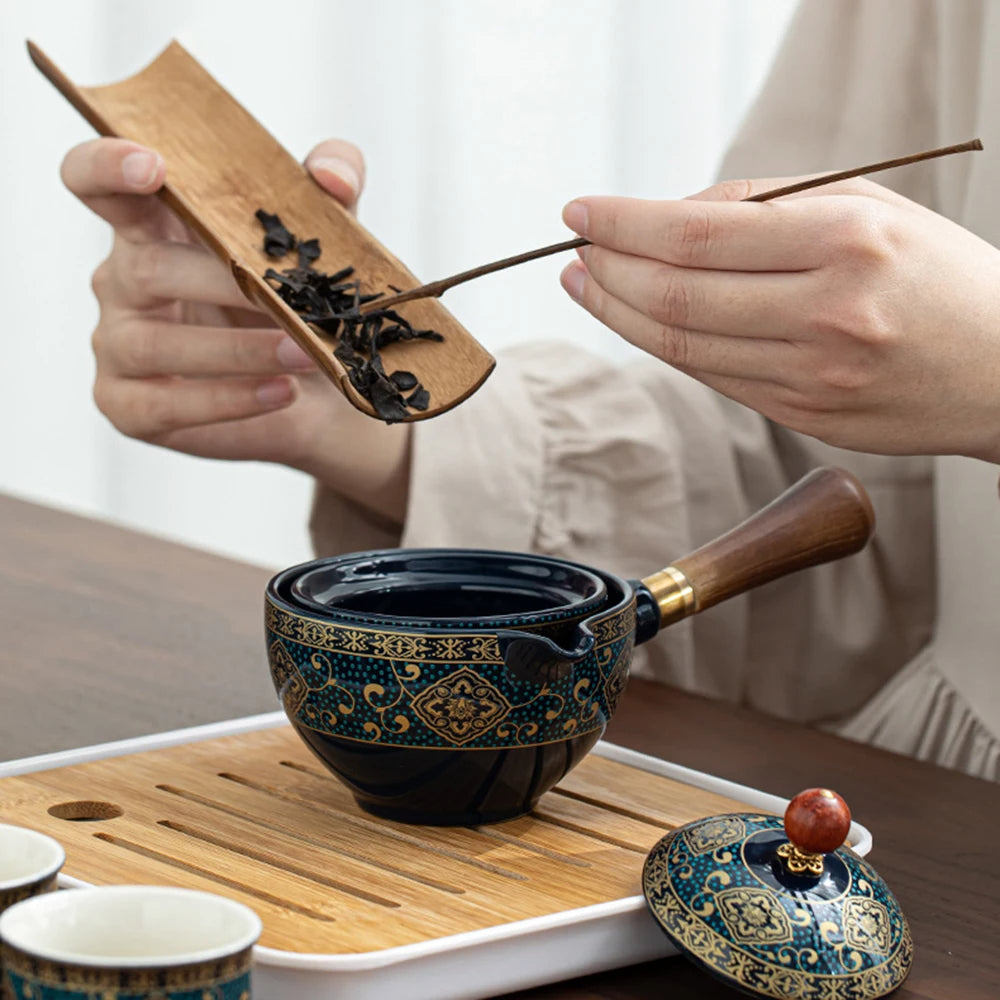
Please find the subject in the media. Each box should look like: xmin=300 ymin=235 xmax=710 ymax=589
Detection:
xmin=1 ymin=492 xmax=997 ymax=999
xmin=0 ymin=492 xmax=277 ymax=759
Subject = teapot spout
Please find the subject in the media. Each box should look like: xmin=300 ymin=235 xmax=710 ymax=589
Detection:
xmin=497 ymin=629 xmax=595 ymax=686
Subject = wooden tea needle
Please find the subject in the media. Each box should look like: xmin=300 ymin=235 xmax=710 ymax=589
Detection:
xmin=362 ymin=138 xmax=983 ymax=314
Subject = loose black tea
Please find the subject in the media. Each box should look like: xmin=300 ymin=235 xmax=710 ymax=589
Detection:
xmin=406 ymin=386 xmax=430 ymax=411
xmin=389 ymin=371 xmax=418 ymax=391
xmin=255 ymin=211 xmax=441 ymax=421
xmin=254 ymin=209 xmax=296 ymax=258
xmin=296 ymin=238 xmax=321 ymax=269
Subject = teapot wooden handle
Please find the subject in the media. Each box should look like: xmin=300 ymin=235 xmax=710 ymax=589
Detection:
xmin=641 ymin=467 xmax=875 ymax=627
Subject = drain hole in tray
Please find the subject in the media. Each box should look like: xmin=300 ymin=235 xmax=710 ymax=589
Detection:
xmin=48 ymin=800 xmax=124 ymax=822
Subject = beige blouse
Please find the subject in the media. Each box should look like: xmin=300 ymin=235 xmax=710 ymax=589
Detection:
xmin=312 ymin=0 xmax=999 ymax=782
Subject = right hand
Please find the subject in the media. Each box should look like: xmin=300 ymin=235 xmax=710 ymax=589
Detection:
xmin=559 ymin=176 xmax=1000 ymax=463
xmin=60 ymin=137 xmax=411 ymax=523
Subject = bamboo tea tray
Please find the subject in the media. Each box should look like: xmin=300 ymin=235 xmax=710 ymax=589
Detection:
xmin=0 ymin=713 xmax=873 ymax=1000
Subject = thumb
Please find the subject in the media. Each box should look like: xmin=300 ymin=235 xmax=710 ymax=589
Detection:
xmin=304 ymin=139 xmax=366 ymax=214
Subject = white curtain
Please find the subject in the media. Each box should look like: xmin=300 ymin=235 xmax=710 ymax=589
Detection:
xmin=1 ymin=0 xmax=795 ymax=569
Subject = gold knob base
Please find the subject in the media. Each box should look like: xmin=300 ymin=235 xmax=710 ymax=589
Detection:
xmin=777 ymin=841 xmax=825 ymax=877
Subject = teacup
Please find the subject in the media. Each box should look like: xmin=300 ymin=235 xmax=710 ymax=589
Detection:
xmin=0 ymin=824 xmax=64 ymax=915
xmin=0 ymin=885 xmax=261 ymax=1000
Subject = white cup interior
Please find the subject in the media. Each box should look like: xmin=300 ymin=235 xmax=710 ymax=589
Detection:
xmin=0 ymin=886 xmax=262 ymax=966
xmin=0 ymin=824 xmax=65 ymax=890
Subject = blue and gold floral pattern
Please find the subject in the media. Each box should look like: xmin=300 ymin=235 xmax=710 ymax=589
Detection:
xmin=410 ymin=667 xmax=513 ymax=745
xmin=643 ymin=814 xmax=913 ymax=999
xmin=0 ymin=874 xmax=57 ymax=916
xmin=842 ymin=897 xmax=892 ymax=957
xmin=684 ymin=817 xmax=747 ymax=856
xmin=265 ymin=599 xmax=636 ymax=750
xmin=2 ymin=971 xmax=250 ymax=1000
xmin=717 ymin=887 xmax=794 ymax=944
xmin=2 ymin=945 xmax=252 ymax=1000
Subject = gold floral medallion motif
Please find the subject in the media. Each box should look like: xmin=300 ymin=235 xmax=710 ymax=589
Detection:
xmin=411 ymin=667 xmax=512 ymax=745
xmin=684 ymin=817 xmax=747 ymax=856
xmin=843 ymin=896 xmax=892 ymax=956
xmin=716 ymin=886 xmax=794 ymax=944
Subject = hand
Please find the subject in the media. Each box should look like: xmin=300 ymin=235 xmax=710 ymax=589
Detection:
xmin=560 ymin=177 xmax=1000 ymax=463
xmin=60 ymin=138 xmax=410 ymax=523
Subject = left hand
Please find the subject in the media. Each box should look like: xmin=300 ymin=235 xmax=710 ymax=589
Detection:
xmin=60 ymin=136 xmax=411 ymax=524
xmin=560 ymin=177 xmax=1000 ymax=463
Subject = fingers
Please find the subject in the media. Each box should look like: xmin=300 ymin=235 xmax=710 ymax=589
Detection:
xmin=573 ymin=244 xmax=812 ymax=341
xmin=100 ymin=239 xmax=258 ymax=311
xmin=61 ymin=138 xmax=178 ymax=242
xmin=95 ymin=320 xmax=317 ymax=379
xmin=61 ymin=137 xmax=164 ymax=197
xmin=153 ymin=410 xmax=300 ymax=463
xmin=560 ymin=259 xmax=803 ymax=381
xmin=687 ymin=173 xmax=916 ymax=210
xmin=563 ymin=194 xmax=836 ymax=272
xmin=683 ymin=174 xmax=856 ymax=204
xmin=562 ymin=179 xmax=903 ymax=273
xmin=94 ymin=372 xmax=301 ymax=441
xmin=305 ymin=139 xmax=366 ymax=212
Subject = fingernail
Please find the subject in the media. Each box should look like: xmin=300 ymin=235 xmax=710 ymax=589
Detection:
xmin=121 ymin=151 xmax=161 ymax=189
xmin=562 ymin=200 xmax=589 ymax=236
xmin=276 ymin=337 xmax=315 ymax=370
xmin=309 ymin=157 xmax=360 ymax=198
xmin=561 ymin=261 xmax=587 ymax=302
xmin=256 ymin=378 xmax=295 ymax=407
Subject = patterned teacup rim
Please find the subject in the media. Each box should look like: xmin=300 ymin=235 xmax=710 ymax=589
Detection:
xmin=0 ymin=824 xmax=64 ymax=892
xmin=0 ymin=885 xmax=261 ymax=967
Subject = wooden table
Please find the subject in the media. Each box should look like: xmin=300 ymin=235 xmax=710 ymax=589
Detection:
xmin=1 ymin=492 xmax=997 ymax=999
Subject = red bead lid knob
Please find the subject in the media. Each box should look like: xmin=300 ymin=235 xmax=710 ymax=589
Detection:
xmin=784 ymin=788 xmax=852 ymax=855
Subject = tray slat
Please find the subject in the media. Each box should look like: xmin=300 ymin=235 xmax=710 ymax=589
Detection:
xmin=0 ymin=726 xmax=756 ymax=955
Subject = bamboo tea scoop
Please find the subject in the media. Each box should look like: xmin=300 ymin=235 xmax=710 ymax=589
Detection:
xmin=367 ymin=138 xmax=983 ymax=313
xmin=28 ymin=39 xmax=495 ymax=422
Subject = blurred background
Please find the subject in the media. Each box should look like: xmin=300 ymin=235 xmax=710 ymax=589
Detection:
xmin=1 ymin=0 xmax=796 ymax=570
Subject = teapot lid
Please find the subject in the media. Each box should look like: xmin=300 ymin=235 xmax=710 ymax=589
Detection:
xmin=641 ymin=789 xmax=913 ymax=999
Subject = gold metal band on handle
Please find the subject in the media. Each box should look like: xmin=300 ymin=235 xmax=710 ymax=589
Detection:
xmin=641 ymin=565 xmax=696 ymax=628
